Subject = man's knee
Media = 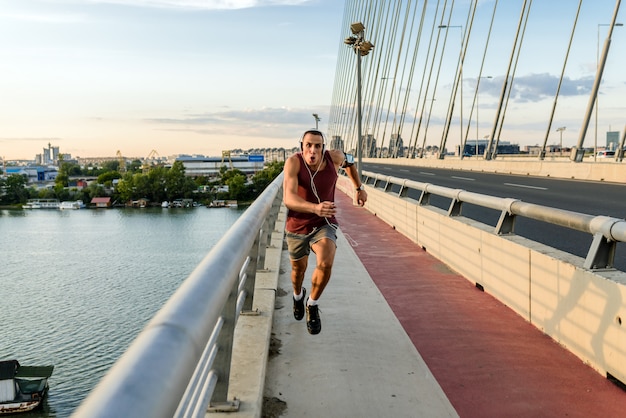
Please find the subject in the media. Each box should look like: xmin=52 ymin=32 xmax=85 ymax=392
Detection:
xmin=291 ymin=258 xmax=308 ymax=275
xmin=315 ymin=262 xmax=333 ymax=276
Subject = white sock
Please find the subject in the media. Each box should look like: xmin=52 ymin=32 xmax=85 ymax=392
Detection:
xmin=307 ymin=297 xmax=318 ymax=306
xmin=294 ymin=289 xmax=303 ymax=301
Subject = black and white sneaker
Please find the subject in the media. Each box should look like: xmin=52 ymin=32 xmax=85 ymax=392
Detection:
xmin=293 ymin=288 xmax=306 ymax=321
xmin=306 ymin=300 xmax=321 ymax=335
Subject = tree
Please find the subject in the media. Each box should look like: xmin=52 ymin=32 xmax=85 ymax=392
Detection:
xmin=97 ymin=171 xmax=121 ymax=186
xmin=102 ymin=160 xmax=120 ymax=172
xmin=251 ymin=161 xmax=284 ymax=192
xmin=55 ymin=163 xmax=71 ymax=188
xmin=226 ymin=173 xmax=247 ymax=200
xmin=165 ymin=161 xmax=189 ymax=200
xmin=0 ymin=174 xmax=29 ymax=204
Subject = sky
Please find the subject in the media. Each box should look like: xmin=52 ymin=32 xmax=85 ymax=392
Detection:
xmin=0 ymin=0 xmax=345 ymax=160
xmin=0 ymin=0 xmax=624 ymax=161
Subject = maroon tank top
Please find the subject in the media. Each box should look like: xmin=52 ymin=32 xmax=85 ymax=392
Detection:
xmin=286 ymin=151 xmax=338 ymax=234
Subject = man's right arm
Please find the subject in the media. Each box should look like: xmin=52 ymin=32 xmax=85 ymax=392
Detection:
xmin=283 ymin=156 xmax=335 ymax=217
xmin=283 ymin=156 xmax=316 ymax=214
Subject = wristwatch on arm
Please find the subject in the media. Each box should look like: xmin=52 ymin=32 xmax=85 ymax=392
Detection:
xmin=356 ymin=185 xmax=364 ymax=192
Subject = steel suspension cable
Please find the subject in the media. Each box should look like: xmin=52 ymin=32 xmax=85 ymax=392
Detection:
xmin=438 ymin=0 xmax=476 ymax=158
xmin=485 ymin=0 xmax=529 ymax=159
xmin=409 ymin=0 xmax=444 ymax=156
xmin=492 ymin=0 xmax=533 ymax=159
xmin=377 ymin=1 xmax=405 ymax=157
xmin=390 ymin=0 xmax=420 ymax=158
xmin=419 ymin=0 xmax=452 ymax=157
xmin=395 ymin=0 xmax=424 ymax=158
xmin=462 ymin=0 xmax=498 ymax=155
xmin=539 ymin=0 xmax=583 ymax=159
xmin=406 ymin=0 xmax=432 ymax=157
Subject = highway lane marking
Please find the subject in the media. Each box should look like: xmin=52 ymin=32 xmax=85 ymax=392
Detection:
xmin=400 ymin=169 xmax=410 ymax=172
xmin=419 ymin=172 xmax=436 ymax=176
xmin=451 ymin=176 xmax=475 ymax=181
xmin=504 ymin=182 xmax=548 ymax=190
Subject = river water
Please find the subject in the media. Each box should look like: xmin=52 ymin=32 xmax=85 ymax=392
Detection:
xmin=1 ymin=206 xmax=243 ymax=417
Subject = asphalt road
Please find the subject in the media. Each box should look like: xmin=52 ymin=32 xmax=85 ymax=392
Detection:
xmin=362 ymin=162 xmax=626 ymax=271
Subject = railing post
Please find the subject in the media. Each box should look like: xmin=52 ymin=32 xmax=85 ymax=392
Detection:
xmin=257 ymin=219 xmax=270 ymax=269
xmin=258 ymin=193 xmax=283 ymax=269
xmin=208 ymin=272 xmax=240 ymax=410
xmin=584 ymin=233 xmax=616 ymax=270
xmin=242 ymin=192 xmax=283 ymax=312
xmin=241 ymin=232 xmax=261 ymax=313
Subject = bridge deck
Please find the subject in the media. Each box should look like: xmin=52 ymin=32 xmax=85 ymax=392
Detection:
xmin=218 ymin=191 xmax=625 ymax=417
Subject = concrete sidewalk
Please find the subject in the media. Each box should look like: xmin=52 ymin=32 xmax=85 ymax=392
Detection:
xmin=212 ymin=201 xmax=456 ymax=418
xmin=261 ymin=221 xmax=458 ymax=418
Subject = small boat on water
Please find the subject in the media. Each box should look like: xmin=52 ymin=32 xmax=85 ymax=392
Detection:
xmin=59 ymin=200 xmax=85 ymax=210
xmin=23 ymin=199 xmax=60 ymax=209
xmin=208 ymin=200 xmax=238 ymax=208
xmin=0 ymin=360 xmax=54 ymax=415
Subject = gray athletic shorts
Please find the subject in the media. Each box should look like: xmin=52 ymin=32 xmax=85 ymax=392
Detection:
xmin=285 ymin=224 xmax=338 ymax=261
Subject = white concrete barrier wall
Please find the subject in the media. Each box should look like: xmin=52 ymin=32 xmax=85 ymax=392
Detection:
xmin=365 ymin=157 xmax=626 ymax=184
xmin=337 ymin=176 xmax=626 ymax=385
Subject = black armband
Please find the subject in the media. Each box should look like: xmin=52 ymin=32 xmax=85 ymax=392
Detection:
xmin=341 ymin=152 xmax=355 ymax=168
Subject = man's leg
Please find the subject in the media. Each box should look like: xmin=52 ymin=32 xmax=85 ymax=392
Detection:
xmin=291 ymin=256 xmax=308 ymax=321
xmin=304 ymin=238 xmax=335 ymax=334
xmin=309 ymin=238 xmax=336 ymax=301
xmin=291 ymin=256 xmax=308 ymax=295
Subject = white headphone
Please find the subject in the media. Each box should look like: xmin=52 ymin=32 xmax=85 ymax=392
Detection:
xmin=299 ymin=129 xmax=326 ymax=152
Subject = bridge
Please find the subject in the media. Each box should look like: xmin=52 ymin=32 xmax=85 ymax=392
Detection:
xmin=70 ymin=157 xmax=626 ymax=417
xmin=70 ymin=1 xmax=626 ymax=416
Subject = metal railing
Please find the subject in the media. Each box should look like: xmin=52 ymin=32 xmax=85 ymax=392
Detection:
xmin=72 ymin=173 xmax=284 ymax=418
xmin=363 ymin=170 xmax=626 ymax=270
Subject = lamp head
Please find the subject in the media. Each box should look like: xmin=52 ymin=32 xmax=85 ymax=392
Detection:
xmin=350 ymin=22 xmax=365 ymax=34
xmin=358 ymin=40 xmax=375 ymax=56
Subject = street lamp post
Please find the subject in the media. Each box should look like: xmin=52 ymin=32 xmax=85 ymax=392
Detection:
xmin=596 ymin=22 xmax=623 ymax=162
xmin=556 ymin=126 xmax=566 ymax=157
xmin=312 ymin=113 xmax=320 ymax=130
xmin=345 ymin=22 xmax=374 ymax=181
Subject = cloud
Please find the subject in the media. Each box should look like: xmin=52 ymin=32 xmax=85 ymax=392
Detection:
xmin=146 ymin=106 xmax=325 ymax=139
xmin=471 ymin=73 xmax=593 ymax=103
xmin=0 ymin=12 xmax=85 ymax=23
xmin=150 ymin=106 xmax=314 ymax=126
xmin=0 ymin=137 xmax=63 ymax=143
xmin=86 ymin=0 xmax=311 ymax=10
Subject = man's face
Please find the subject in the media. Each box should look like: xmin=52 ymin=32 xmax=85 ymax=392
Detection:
xmin=301 ymin=133 xmax=324 ymax=166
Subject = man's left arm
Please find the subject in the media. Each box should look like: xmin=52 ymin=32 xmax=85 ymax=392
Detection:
xmin=329 ymin=149 xmax=367 ymax=207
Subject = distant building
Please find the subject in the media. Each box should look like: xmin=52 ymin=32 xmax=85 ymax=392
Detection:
xmin=36 ymin=143 xmax=61 ymax=165
xmin=363 ymin=134 xmax=377 ymax=157
xmin=606 ymin=131 xmax=619 ymax=151
xmin=462 ymin=140 xmax=519 ymax=156
xmin=388 ymin=134 xmax=404 ymax=157
xmin=330 ymin=135 xmax=345 ymax=151
xmin=177 ymin=155 xmax=265 ymax=178
xmin=91 ymin=197 xmax=111 ymax=208
xmin=5 ymin=166 xmax=58 ymax=182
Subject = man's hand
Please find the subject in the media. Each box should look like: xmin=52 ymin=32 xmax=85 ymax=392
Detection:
xmin=316 ymin=201 xmax=337 ymax=218
xmin=356 ymin=190 xmax=367 ymax=207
